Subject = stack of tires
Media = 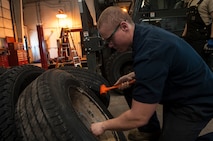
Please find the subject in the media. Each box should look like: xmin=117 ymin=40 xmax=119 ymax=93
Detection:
xmin=0 ymin=65 xmax=127 ymax=141
xmin=0 ymin=67 xmax=7 ymax=75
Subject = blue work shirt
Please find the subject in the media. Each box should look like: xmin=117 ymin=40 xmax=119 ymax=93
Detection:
xmin=132 ymin=23 xmax=213 ymax=118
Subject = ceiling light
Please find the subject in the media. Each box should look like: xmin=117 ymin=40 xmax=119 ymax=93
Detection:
xmin=56 ymin=9 xmax=67 ymax=19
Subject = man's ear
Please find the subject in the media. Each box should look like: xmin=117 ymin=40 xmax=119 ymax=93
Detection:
xmin=120 ymin=21 xmax=128 ymax=31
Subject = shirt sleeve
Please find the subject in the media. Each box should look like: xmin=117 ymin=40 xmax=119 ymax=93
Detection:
xmin=132 ymin=38 xmax=173 ymax=104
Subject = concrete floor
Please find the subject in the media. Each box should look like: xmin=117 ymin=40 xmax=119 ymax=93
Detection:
xmin=108 ymin=92 xmax=213 ymax=140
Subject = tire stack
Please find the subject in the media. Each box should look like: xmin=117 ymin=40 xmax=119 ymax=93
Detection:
xmin=0 ymin=65 xmax=127 ymax=141
xmin=0 ymin=67 xmax=7 ymax=76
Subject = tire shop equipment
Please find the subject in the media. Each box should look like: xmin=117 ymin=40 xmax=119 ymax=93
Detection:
xmin=59 ymin=66 xmax=110 ymax=107
xmin=0 ymin=65 xmax=45 ymax=141
xmin=15 ymin=69 xmax=127 ymax=141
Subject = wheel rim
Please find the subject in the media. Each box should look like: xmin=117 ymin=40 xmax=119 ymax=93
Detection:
xmin=69 ymin=86 xmax=120 ymax=141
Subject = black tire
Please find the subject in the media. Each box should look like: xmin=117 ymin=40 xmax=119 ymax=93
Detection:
xmin=0 ymin=65 xmax=45 ymax=141
xmin=105 ymin=51 xmax=133 ymax=94
xmin=16 ymin=69 xmax=127 ymax=141
xmin=0 ymin=67 xmax=7 ymax=76
xmin=105 ymin=51 xmax=133 ymax=85
xmin=59 ymin=66 xmax=110 ymax=107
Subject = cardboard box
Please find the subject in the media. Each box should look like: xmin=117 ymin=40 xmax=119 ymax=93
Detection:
xmin=8 ymin=42 xmax=23 ymax=50
xmin=5 ymin=36 xmax=15 ymax=43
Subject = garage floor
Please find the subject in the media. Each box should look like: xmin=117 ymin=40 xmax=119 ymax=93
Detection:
xmin=108 ymin=92 xmax=213 ymax=140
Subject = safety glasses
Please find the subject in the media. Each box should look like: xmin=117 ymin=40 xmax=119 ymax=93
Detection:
xmin=105 ymin=23 xmax=120 ymax=44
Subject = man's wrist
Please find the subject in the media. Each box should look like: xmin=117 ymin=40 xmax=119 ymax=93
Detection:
xmin=101 ymin=122 xmax=106 ymax=131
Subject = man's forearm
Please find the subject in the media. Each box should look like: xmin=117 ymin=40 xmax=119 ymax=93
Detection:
xmin=102 ymin=101 xmax=158 ymax=131
xmin=102 ymin=109 xmax=147 ymax=131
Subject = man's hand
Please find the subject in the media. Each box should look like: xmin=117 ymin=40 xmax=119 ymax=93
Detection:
xmin=91 ymin=122 xmax=105 ymax=136
xmin=204 ymin=39 xmax=213 ymax=53
xmin=115 ymin=72 xmax=135 ymax=84
xmin=114 ymin=72 xmax=135 ymax=89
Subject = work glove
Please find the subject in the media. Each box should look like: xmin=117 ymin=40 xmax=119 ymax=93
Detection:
xmin=203 ymin=38 xmax=213 ymax=53
xmin=207 ymin=38 xmax=213 ymax=48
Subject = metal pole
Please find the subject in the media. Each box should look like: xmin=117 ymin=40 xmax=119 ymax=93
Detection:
xmin=36 ymin=24 xmax=48 ymax=70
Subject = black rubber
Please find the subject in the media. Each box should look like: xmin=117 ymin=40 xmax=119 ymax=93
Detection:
xmin=105 ymin=51 xmax=133 ymax=94
xmin=105 ymin=51 xmax=133 ymax=85
xmin=0 ymin=67 xmax=7 ymax=76
xmin=16 ymin=69 xmax=127 ymax=141
xmin=59 ymin=66 xmax=110 ymax=107
xmin=0 ymin=65 xmax=44 ymax=141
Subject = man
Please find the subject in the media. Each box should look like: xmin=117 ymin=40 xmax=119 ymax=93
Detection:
xmin=182 ymin=0 xmax=213 ymax=70
xmin=90 ymin=6 xmax=213 ymax=141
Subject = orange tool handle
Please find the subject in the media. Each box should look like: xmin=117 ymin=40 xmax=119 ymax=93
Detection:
xmin=112 ymin=79 xmax=136 ymax=89
xmin=100 ymin=79 xmax=136 ymax=95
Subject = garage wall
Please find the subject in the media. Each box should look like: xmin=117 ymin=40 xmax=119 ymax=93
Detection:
xmin=23 ymin=0 xmax=95 ymax=62
xmin=0 ymin=0 xmax=13 ymax=39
